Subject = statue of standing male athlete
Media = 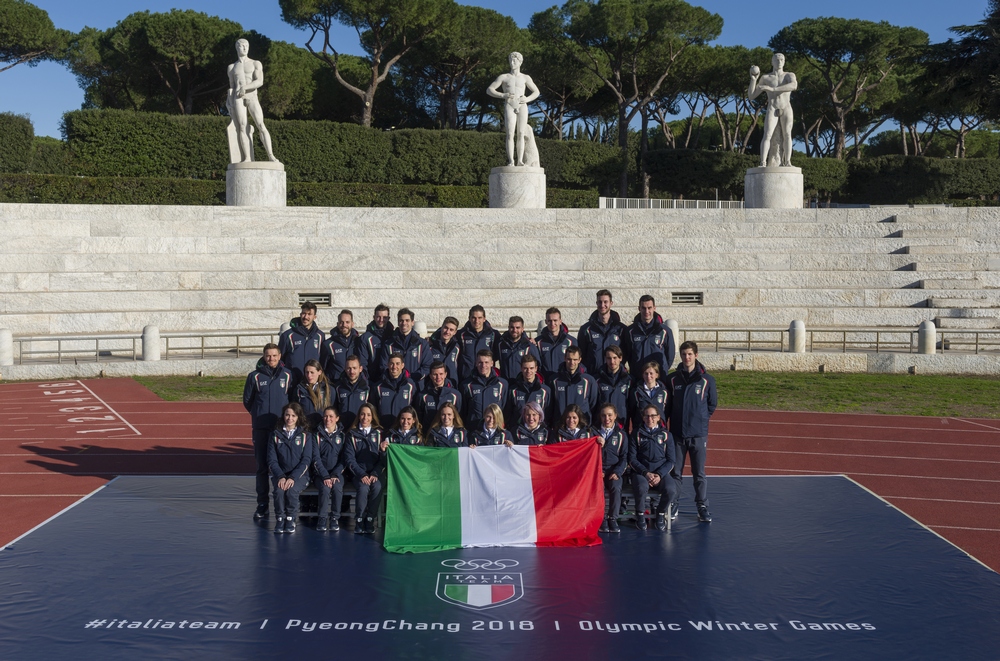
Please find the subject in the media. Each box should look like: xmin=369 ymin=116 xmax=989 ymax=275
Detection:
xmin=486 ymin=52 xmax=541 ymax=168
xmin=226 ymin=38 xmax=278 ymax=164
xmin=747 ymin=52 xmax=797 ymax=168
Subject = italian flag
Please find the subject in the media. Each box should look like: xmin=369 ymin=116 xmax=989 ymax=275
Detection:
xmin=384 ymin=438 xmax=604 ymax=553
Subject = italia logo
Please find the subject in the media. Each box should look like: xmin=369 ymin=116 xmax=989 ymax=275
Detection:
xmin=435 ymin=559 xmax=524 ymax=610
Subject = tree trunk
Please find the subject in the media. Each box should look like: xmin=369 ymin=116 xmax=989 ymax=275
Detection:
xmin=833 ymin=111 xmax=847 ymax=160
xmin=900 ymin=124 xmax=908 ymax=156
xmin=618 ymin=105 xmax=630 ymax=197
xmin=640 ymin=107 xmax=650 ymax=199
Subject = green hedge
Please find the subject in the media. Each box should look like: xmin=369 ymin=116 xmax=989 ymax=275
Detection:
xmin=27 ymin=137 xmax=78 ymax=175
xmin=0 ymin=113 xmax=34 ymax=173
xmin=845 ymin=156 xmax=1000 ymax=204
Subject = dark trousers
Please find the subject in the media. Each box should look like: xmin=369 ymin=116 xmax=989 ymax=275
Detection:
xmin=271 ymin=476 xmax=306 ymax=518
xmin=353 ymin=475 xmax=383 ymax=520
xmin=317 ymin=476 xmax=345 ymax=519
xmin=633 ymin=472 xmax=677 ymax=517
xmin=604 ymin=474 xmax=623 ymax=519
xmin=671 ymin=436 xmax=708 ymax=507
xmin=252 ymin=428 xmax=270 ymax=508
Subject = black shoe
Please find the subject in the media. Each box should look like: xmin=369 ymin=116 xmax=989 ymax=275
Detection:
xmin=354 ymin=518 xmax=365 ymax=534
xmin=698 ymin=506 xmax=712 ymax=523
xmin=365 ymin=517 xmax=376 ymax=534
xmin=329 ymin=517 xmax=340 ymax=532
xmin=285 ymin=516 xmax=296 ymax=534
xmin=599 ymin=519 xmax=610 ymax=533
xmin=669 ymin=501 xmax=679 ymax=521
xmin=274 ymin=516 xmax=285 ymax=534
xmin=254 ymin=504 xmax=269 ymax=520
xmin=636 ymin=515 xmax=647 ymax=531
xmin=608 ymin=518 xmax=620 ymax=533
xmin=655 ymin=512 xmax=667 ymax=531
xmin=316 ymin=518 xmax=328 ymax=532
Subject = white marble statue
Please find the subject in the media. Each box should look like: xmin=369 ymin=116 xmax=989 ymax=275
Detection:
xmin=226 ymin=39 xmax=278 ymax=164
xmin=486 ymin=52 xmax=541 ymax=168
xmin=748 ymin=52 xmax=797 ymax=168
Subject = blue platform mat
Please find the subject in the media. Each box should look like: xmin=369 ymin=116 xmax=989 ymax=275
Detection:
xmin=1 ymin=475 xmax=998 ymax=660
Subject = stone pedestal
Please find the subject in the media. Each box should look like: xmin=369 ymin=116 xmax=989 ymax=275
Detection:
xmin=226 ymin=161 xmax=286 ymax=207
xmin=489 ymin=166 xmax=546 ymax=209
xmin=744 ymin=166 xmax=803 ymax=209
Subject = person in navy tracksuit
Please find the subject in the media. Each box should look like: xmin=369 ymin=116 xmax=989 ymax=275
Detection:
xmin=550 ymin=346 xmax=598 ymax=426
xmin=629 ymin=405 xmax=677 ymax=532
xmin=425 ymin=403 xmax=470 ymax=447
xmin=472 ymin=404 xmax=514 ymax=446
xmin=428 ymin=316 xmax=462 ymax=386
xmin=266 ymin=403 xmax=312 ymax=534
xmin=460 ymin=350 xmax=509 ymax=429
xmin=278 ymin=303 xmax=325 ymax=386
xmin=333 ymin=355 xmax=370 ymax=430
xmin=312 ymin=406 xmax=347 ymax=532
xmin=345 ymin=403 xmax=384 ymax=534
xmin=373 ymin=353 xmax=417 ymax=429
xmin=624 ymin=295 xmax=674 ymax=380
xmin=294 ymin=359 xmax=332 ymax=430
xmin=359 ymin=304 xmax=394 ymax=383
xmin=379 ymin=308 xmax=433 ymax=383
xmin=667 ymin=341 xmax=718 ymax=523
xmin=243 ymin=343 xmax=293 ymax=520
xmin=507 ymin=354 xmax=551 ymax=430
xmin=536 ymin=307 xmax=577 ymax=382
xmin=386 ymin=406 xmax=423 ymax=446
xmin=456 ymin=305 xmax=502 ymax=382
xmin=417 ymin=361 xmax=463 ymax=428
xmin=596 ymin=345 xmax=631 ymax=424
xmin=513 ymin=401 xmax=549 ymax=446
xmin=320 ymin=308 xmax=362 ymax=382
xmin=577 ymin=290 xmax=627 ymax=375
xmin=595 ymin=403 xmax=628 ymax=533
xmin=550 ymin=404 xmax=592 ymax=443
xmin=497 ymin=316 xmax=540 ymax=381
xmin=628 ymin=360 xmax=669 ymax=431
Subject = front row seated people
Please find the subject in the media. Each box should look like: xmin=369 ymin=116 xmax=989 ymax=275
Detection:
xmin=551 ymin=404 xmax=593 ymax=443
xmin=312 ymin=406 xmax=346 ymax=532
xmin=473 ymin=404 xmax=514 ymax=446
xmin=629 ymin=405 xmax=677 ymax=532
xmin=345 ymin=403 xmax=384 ymax=535
xmin=596 ymin=402 xmax=627 ymax=533
xmin=426 ymin=402 xmax=470 ymax=447
xmin=514 ymin=401 xmax=549 ymax=446
xmin=266 ymin=402 xmax=311 ymax=534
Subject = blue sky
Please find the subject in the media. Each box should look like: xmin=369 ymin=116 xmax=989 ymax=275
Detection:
xmin=1 ymin=0 xmax=992 ymax=138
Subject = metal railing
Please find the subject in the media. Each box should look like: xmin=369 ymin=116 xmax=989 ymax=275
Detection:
xmin=599 ymin=197 xmax=744 ymax=210
xmin=678 ymin=327 xmax=1000 ymax=355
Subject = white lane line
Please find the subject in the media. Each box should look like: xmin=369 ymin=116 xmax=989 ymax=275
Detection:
xmin=0 ymin=494 xmax=91 ymax=497
xmin=715 ymin=418 xmax=1000 ymax=434
xmin=712 ymin=447 xmax=1000 ymax=465
xmin=0 ymin=453 xmax=252 ymax=457
xmin=708 ymin=465 xmax=1000 ymax=483
xmin=885 ymin=496 xmax=1000 ymax=506
xmin=0 ymin=471 xmax=250 ymax=475
xmin=74 ymin=381 xmax=141 ymax=436
xmin=930 ymin=525 xmax=1000 ymax=532
xmin=1 ymin=479 xmax=116 ymax=551
xmin=949 ymin=417 xmax=1000 ymax=432
xmin=712 ymin=432 xmax=1000 ymax=450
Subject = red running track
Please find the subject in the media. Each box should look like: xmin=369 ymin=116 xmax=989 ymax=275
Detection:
xmin=1 ymin=378 xmax=998 ymax=573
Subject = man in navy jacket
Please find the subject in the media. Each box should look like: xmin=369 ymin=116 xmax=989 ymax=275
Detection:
xmin=360 ymin=304 xmax=393 ymax=383
xmin=536 ymin=307 xmax=577 ymax=382
xmin=417 ymin=361 xmax=463 ymax=428
xmin=456 ymin=305 xmax=503 ymax=383
xmin=667 ymin=341 xmax=718 ymax=523
xmin=243 ymin=343 xmax=292 ymax=519
xmin=278 ymin=302 xmax=325 ymax=386
xmin=578 ymin=289 xmax=627 ymax=375
xmin=428 ymin=316 xmax=461 ymax=385
xmin=497 ymin=315 xmax=540 ymax=381
xmin=550 ymin=346 xmax=598 ymax=426
xmin=461 ymin=350 xmax=509 ymax=429
xmin=507 ymin=353 xmax=551 ymax=429
xmin=379 ymin=308 xmax=433 ymax=383
xmin=373 ymin=353 xmax=417 ymax=429
xmin=624 ymin=295 xmax=674 ymax=380
xmin=321 ymin=308 xmax=361 ymax=382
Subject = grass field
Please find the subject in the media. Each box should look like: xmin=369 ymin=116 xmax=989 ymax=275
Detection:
xmin=133 ymin=372 xmax=1000 ymax=419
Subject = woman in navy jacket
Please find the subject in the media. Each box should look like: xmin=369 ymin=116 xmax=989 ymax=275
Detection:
xmin=425 ymin=403 xmax=470 ymax=448
xmin=595 ymin=403 xmax=628 ymax=533
xmin=345 ymin=403 xmax=384 ymax=534
xmin=628 ymin=361 xmax=668 ymax=431
xmin=513 ymin=401 xmax=549 ymax=446
xmin=386 ymin=406 xmax=423 ymax=446
xmin=296 ymin=359 xmax=332 ymax=430
xmin=472 ymin=404 xmax=514 ymax=447
xmin=550 ymin=404 xmax=593 ymax=443
xmin=266 ymin=402 xmax=312 ymax=534
xmin=312 ymin=406 xmax=346 ymax=532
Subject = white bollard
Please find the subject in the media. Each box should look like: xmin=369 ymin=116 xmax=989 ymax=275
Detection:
xmin=789 ymin=320 xmax=806 ymax=353
xmin=917 ymin=320 xmax=936 ymax=355
xmin=279 ymin=322 xmax=290 ymax=334
xmin=142 ymin=325 xmax=161 ymax=361
xmin=0 ymin=329 xmax=13 ymax=366
xmin=665 ymin=319 xmax=679 ymax=359
xmin=414 ymin=321 xmax=428 ymax=338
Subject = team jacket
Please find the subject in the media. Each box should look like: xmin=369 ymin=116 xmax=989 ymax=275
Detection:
xmin=598 ymin=425 xmax=628 ymax=477
xmin=628 ymin=381 xmax=669 ymax=430
xmin=550 ymin=426 xmax=594 ymax=444
xmin=497 ymin=332 xmax=541 ymax=381
xmin=345 ymin=427 xmax=384 ymax=478
xmin=320 ymin=328 xmax=362 ymax=382
xmin=596 ymin=366 xmax=631 ymax=422
xmin=665 ymin=361 xmax=718 ymax=439
xmin=266 ymin=426 xmax=312 ymax=480
xmin=514 ymin=424 xmax=549 ymax=446
xmin=472 ymin=427 xmax=513 ymax=446
xmin=577 ymin=310 xmax=627 ymax=374
xmin=373 ymin=373 xmax=417 ymax=428
xmin=550 ymin=366 xmax=598 ymax=425
xmin=389 ymin=428 xmax=422 ymax=445
xmin=456 ymin=320 xmax=502 ymax=382
xmin=278 ymin=319 xmax=325 ymax=385
xmin=535 ymin=324 xmax=577 ymax=381
xmin=628 ymin=425 xmax=676 ymax=479
xmin=313 ymin=424 xmax=347 ymax=481
xmin=625 ymin=313 xmax=674 ymax=379
xmin=416 ymin=382 xmax=463 ymax=428
xmin=295 ymin=381 xmax=332 ymax=430
xmin=426 ymin=427 xmax=470 ymax=448
xmin=242 ymin=359 xmax=292 ymax=430
xmin=428 ymin=328 xmax=461 ymax=385
xmin=333 ymin=376 xmax=371 ymax=431
xmin=360 ymin=320 xmax=394 ymax=383
xmin=380 ymin=329 xmax=433 ymax=383
xmin=507 ymin=375 xmax=551 ymax=429
xmin=460 ymin=372 xmax=510 ymax=428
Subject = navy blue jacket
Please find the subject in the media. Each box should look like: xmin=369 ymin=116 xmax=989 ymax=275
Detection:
xmin=313 ymin=424 xmax=347 ymax=481
xmin=389 ymin=428 xmax=422 ymax=445
xmin=598 ymin=425 xmax=628 ymax=477
xmin=360 ymin=320 xmax=394 ymax=383
xmin=625 ymin=313 xmax=674 ymax=379
xmin=278 ymin=319 xmax=325 ymax=385
xmin=514 ymin=424 xmax=549 ymax=446
xmin=507 ymin=376 xmax=551 ymax=429
xmin=416 ymin=382 xmax=463 ymax=428
xmin=550 ymin=426 xmax=594 ymax=444
xmin=629 ymin=425 xmax=676 ymax=479
xmin=456 ymin=320 xmax=502 ymax=382
xmin=426 ymin=427 xmax=470 ymax=448
xmin=295 ymin=381 xmax=332 ymax=430
xmin=497 ymin=332 xmax=541 ymax=381
xmin=460 ymin=372 xmax=510 ymax=429
xmin=665 ymin=361 xmax=718 ymax=439
xmin=596 ymin=366 xmax=631 ymax=422
xmin=320 ymin=328 xmax=362 ymax=382
xmin=266 ymin=426 xmax=312 ymax=480
xmin=333 ymin=376 xmax=371 ymax=431
xmin=380 ymin=329 xmax=433 ymax=383
xmin=628 ymin=380 xmax=669 ymax=430
xmin=577 ymin=310 xmax=627 ymax=374
xmin=472 ymin=426 xmax=513 ymax=446
xmin=535 ymin=324 xmax=577 ymax=382
xmin=373 ymin=373 xmax=417 ymax=429
xmin=428 ymin=329 xmax=461 ymax=385
xmin=243 ymin=359 xmax=293 ymax=430
xmin=345 ymin=427 xmax=384 ymax=478
xmin=550 ymin=366 xmax=598 ymax=425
